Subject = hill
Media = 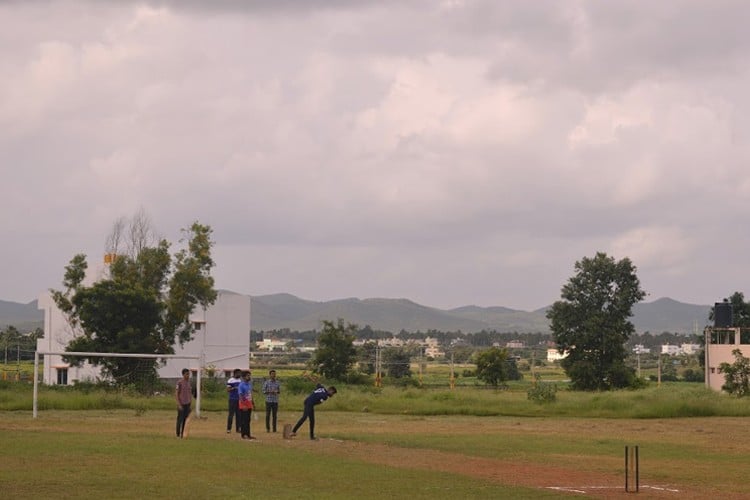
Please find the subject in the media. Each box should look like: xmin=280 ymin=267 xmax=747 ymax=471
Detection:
xmin=0 ymin=300 xmax=43 ymax=331
xmin=1 ymin=294 xmax=712 ymax=335
xmin=250 ymin=294 xmax=711 ymax=334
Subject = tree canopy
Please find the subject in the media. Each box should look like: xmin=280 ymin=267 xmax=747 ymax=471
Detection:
xmin=312 ymin=319 xmax=357 ymax=381
xmin=719 ymin=349 xmax=750 ymax=397
xmin=382 ymin=347 xmax=412 ymax=379
xmin=547 ymin=252 xmax=646 ymax=391
xmin=51 ymin=218 xmax=217 ymax=390
xmin=475 ymin=347 xmax=510 ymax=387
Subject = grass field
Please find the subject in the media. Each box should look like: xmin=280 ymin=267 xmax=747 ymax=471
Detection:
xmin=3 ymin=380 xmax=750 ymax=499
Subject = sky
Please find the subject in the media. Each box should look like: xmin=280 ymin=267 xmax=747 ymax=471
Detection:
xmin=2 ymin=0 xmax=750 ymax=311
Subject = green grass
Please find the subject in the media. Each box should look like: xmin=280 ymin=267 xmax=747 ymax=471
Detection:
xmin=4 ymin=379 xmax=750 ymax=419
xmin=0 ymin=411 xmax=566 ymax=499
xmin=3 ymin=409 xmax=750 ymax=498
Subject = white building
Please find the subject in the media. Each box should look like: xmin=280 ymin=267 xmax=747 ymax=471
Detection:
xmin=547 ymin=348 xmax=568 ymax=362
xmin=36 ymin=289 xmax=251 ymax=385
xmin=661 ymin=344 xmax=680 ymax=356
xmin=633 ymin=344 xmax=651 ymax=355
xmin=256 ymin=338 xmax=289 ymax=351
xmin=680 ymin=343 xmax=701 ymax=355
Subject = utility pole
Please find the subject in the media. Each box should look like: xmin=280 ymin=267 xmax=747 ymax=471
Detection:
xmin=449 ymin=351 xmax=455 ymax=390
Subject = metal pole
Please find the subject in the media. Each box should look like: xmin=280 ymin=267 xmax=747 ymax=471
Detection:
xmin=196 ymin=352 xmax=204 ymax=418
xmin=704 ymin=327 xmax=710 ymax=389
xmin=33 ymin=351 xmax=39 ymax=418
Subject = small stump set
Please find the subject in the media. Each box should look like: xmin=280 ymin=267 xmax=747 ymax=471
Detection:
xmin=283 ymin=424 xmax=293 ymax=439
xmin=625 ymin=445 xmax=639 ymax=493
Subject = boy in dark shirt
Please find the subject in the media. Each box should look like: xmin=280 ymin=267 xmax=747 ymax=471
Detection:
xmin=290 ymin=384 xmax=336 ymax=440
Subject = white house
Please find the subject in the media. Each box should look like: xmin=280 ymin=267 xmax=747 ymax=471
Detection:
xmin=255 ymin=338 xmax=289 ymax=351
xmin=36 ymin=288 xmax=251 ymax=385
xmin=661 ymin=344 xmax=680 ymax=356
xmin=680 ymin=343 xmax=701 ymax=355
xmin=633 ymin=344 xmax=651 ymax=355
xmin=547 ymin=348 xmax=568 ymax=362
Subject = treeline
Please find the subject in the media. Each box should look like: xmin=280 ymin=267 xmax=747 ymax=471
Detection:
xmin=1 ymin=326 xmax=43 ymax=362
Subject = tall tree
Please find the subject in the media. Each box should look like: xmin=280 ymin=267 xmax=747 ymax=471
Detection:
xmin=547 ymin=252 xmax=646 ymax=391
xmin=51 ymin=217 xmax=217 ymax=391
xmin=2 ymin=326 xmax=21 ymax=364
xmin=382 ymin=347 xmax=412 ymax=379
xmin=475 ymin=347 xmax=510 ymax=387
xmin=312 ymin=319 xmax=357 ymax=380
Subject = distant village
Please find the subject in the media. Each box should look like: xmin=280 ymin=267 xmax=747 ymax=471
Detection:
xmin=252 ymin=333 xmax=702 ymax=363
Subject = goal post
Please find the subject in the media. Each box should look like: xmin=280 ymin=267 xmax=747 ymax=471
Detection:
xmin=33 ymin=351 xmax=203 ymax=418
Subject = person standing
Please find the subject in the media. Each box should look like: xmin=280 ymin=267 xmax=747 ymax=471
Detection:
xmin=262 ymin=369 xmax=281 ymax=433
xmin=291 ymin=384 xmax=336 ymax=440
xmin=238 ymin=370 xmax=255 ymax=440
xmin=226 ymin=368 xmax=242 ymax=434
xmin=175 ymin=368 xmax=192 ymax=439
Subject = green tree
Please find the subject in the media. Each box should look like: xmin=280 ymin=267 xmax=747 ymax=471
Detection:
xmin=475 ymin=347 xmax=509 ymax=387
xmin=659 ymin=355 xmax=678 ymax=382
xmin=357 ymin=341 xmax=377 ymax=375
xmin=383 ymin=347 xmax=412 ymax=379
xmin=547 ymin=252 xmax=646 ymax=391
xmin=312 ymin=319 xmax=357 ymax=380
xmin=2 ymin=326 xmax=21 ymax=364
xmin=719 ymin=349 xmax=750 ymax=396
xmin=51 ymin=217 xmax=217 ymax=391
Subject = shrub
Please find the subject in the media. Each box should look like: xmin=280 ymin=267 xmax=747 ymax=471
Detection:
xmin=527 ymin=374 xmax=557 ymax=404
xmin=720 ymin=349 xmax=750 ymax=396
xmin=682 ymin=368 xmax=704 ymax=383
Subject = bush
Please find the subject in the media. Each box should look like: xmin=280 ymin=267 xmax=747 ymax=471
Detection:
xmin=682 ymin=368 xmax=704 ymax=383
xmin=527 ymin=374 xmax=557 ymax=404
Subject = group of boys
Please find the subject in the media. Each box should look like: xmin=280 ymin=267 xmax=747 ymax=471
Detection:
xmin=176 ymin=367 xmax=336 ymax=441
xmin=225 ymin=368 xmax=281 ymax=439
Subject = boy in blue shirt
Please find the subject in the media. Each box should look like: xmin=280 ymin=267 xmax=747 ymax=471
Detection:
xmin=238 ymin=370 xmax=255 ymax=440
xmin=226 ymin=368 xmax=242 ymax=434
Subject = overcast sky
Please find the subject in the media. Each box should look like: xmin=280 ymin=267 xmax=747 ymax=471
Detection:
xmin=2 ymin=0 xmax=749 ymax=311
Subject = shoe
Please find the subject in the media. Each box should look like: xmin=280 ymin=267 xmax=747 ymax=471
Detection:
xmin=226 ymin=430 xmax=231 ymax=434
xmin=310 ymin=437 xmax=318 ymax=441
xmin=290 ymin=432 xmax=296 ymax=437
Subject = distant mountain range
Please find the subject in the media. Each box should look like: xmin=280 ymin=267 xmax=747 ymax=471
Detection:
xmin=250 ymin=294 xmax=711 ymax=334
xmin=0 ymin=299 xmax=45 ymax=332
xmin=1 ymin=294 xmax=712 ymax=335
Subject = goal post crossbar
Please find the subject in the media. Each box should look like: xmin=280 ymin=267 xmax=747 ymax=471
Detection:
xmin=33 ymin=351 xmax=203 ymax=419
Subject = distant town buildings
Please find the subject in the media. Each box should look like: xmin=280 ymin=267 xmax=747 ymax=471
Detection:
xmin=659 ymin=343 xmax=701 ymax=356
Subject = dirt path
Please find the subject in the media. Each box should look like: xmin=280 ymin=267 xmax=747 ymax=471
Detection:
xmin=275 ymin=437 xmax=737 ymax=500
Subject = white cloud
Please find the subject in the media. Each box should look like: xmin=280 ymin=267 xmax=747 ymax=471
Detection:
xmin=1 ymin=0 xmax=750 ymax=311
